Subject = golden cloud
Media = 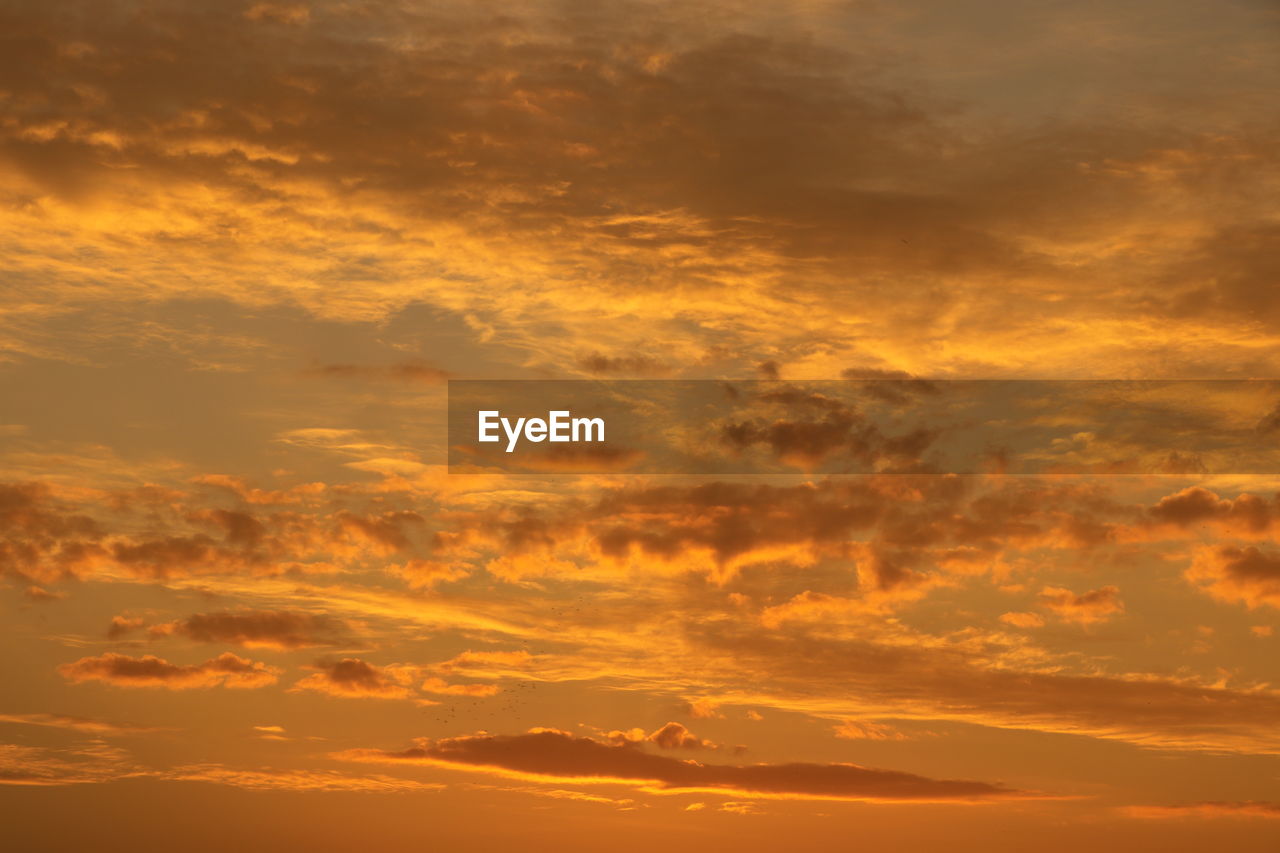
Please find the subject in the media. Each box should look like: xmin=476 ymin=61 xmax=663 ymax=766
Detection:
xmin=58 ymin=652 xmax=280 ymax=690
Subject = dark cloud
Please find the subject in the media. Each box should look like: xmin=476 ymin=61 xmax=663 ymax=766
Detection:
xmin=58 ymin=652 xmax=279 ymax=689
xmin=839 ymin=369 xmax=940 ymax=404
xmin=0 ymin=0 xmax=1274 ymax=382
xmin=339 ymin=728 xmax=1024 ymax=801
xmin=1187 ymin=545 xmax=1280 ymax=610
xmin=717 ymin=385 xmax=940 ymax=469
xmin=104 ymin=505 xmax=426 ymax=578
xmin=0 ymin=483 xmax=102 ymax=584
xmin=504 ymin=444 xmax=646 ymax=473
xmin=578 ymin=353 xmax=672 ymax=377
xmin=303 ymin=362 xmax=452 ymax=384
xmin=0 ymin=478 xmax=436 ymax=587
xmin=1162 ymin=223 xmax=1280 ymax=322
xmin=430 ymin=475 xmax=1119 ymax=591
xmin=291 ymin=658 xmax=413 ymax=699
xmin=1147 ymin=487 xmax=1275 ymax=533
xmin=153 ymin=609 xmax=353 ymax=649
xmin=1254 ymin=401 xmax=1280 ymax=436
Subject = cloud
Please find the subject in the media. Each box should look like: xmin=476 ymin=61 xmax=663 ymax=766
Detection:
xmin=433 ymin=650 xmax=537 ymax=679
xmin=163 ymin=764 xmax=444 ymax=793
xmin=0 ymin=747 xmax=443 ymax=792
xmin=716 ymin=385 xmax=939 ymax=470
xmin=151 ymin=609 xmax=354 ymax=649
xmin=682 ymin=698 xmax=725 ymax=720
xmin=0 ymin=741 xmax=141 ymax=786
xmin=291 ymin=658 xmax=414 ymax=699
xmin=303 ymin=362 xmax=451 ymax=384
xmin=2 ymin=0 xmax=1274 ymax=381
xmin=425 ymin=475 xmax=1120 ymax=590
xmin=609 ymin=722 xmax=719 ymax=751
xmin=58 ymin=652 xmax=279 ymax=690
xmin=1145 ymin=487 xmax=1276 ymax=535
xmin=466 ymin=781 xmax=639 ymax=808
xmin=1122 ymin=801 xmax=1280 ymax=820
xmin=1186 ymin=546 xmax=1280 ymax=610
xmin=391 ymin=559 xmax=473 ymax=590
xmin=253 ymin=725 xmax=287 ymax=741
xmin=242 ymin=3 xmax=310 ymax=26
xmin=999 ymin=611 xmax=1045 ymax=629
xmin=1037 ymin=585 xmax=1125 ymax=625
xmin=0 ymin=482 xmax=102 ymax=584
xmin=833 ymin=721 xmax=910 ymax=741
xmin=0 ymin=712 xmax=161 ymax=736
xmin=0 ymin=479 xmax=433 ymax=584
xmin=419 ymin=677 xmax=501 ymax=698
xmin=508 ymin=445 xmax=647 ymax=473
xmin=106 ymin=615 xmax=145 ymax=639
xmin=1161 ymin=224 xmax=1280 ymax=325
xmin=23 ymin=585 xmax=65 ymax=602
xmin=337 ymin=728 xmax=1026 ymax=802
xmin=578 ymin=352 xmax=672 ymax=377
xmin=687 ymin=625 xmax=1280 ymax=754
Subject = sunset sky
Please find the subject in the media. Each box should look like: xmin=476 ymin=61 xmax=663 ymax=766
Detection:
xmin=2 ymin=1 xmax=1279 ymax=850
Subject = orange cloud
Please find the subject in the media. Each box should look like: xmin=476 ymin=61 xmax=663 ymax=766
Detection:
xmin=1038 ymin=585 xmax=1125 ymax=625
xmin=58 ymin=652 xmax=279 ymax=690
xmin=0 ymin=479 xmax=435 ymax=584
xmin=0 ymin=742 xmax=141 ymax=786
xmin=419 ymin=677 xmax=501 ymax=698
xmin=682 ymin=698 xmax=725 ymax=720
xmin=436 ymin=650 xmax=535 ymax=674
xmin=999 ymin=611 xmax=1045 ymax=629
xmin=609 ymin=722 xmax=719 ymax=751
xmin=0 ymin=482 xmax=102 ymax=584
xmin=163 ymin=764 xmax=444 ymax=793
xmin=0 ymin=712 xmax=161 ymax=736
xmin=833 ymin=721 xmax=911 ymax=741
xmin=23 ymin=585 xmax=65 ymax=602
xmin=1186 ymin=546 xmax=1280 ymax=610
xmin=1122 ymin=801 xmax=1280 ymax=820
xmin=1145 ymin=487 xmax=1276 ymax=535
xmin=291 ymin=658 xmax=414 ymax=700
xmin=106 ymin=615 xmax=145 ymax=639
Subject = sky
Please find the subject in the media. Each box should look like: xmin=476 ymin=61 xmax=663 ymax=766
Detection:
xmin=1 ymin=1 xmax=1278 ymax=850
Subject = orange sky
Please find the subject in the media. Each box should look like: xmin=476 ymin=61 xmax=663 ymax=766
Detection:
xmin=1 ymin=1 xmax=1278 ymax=850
